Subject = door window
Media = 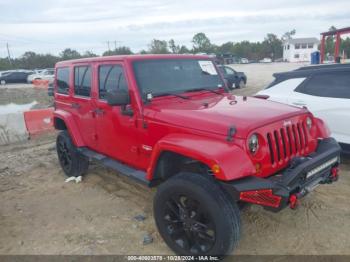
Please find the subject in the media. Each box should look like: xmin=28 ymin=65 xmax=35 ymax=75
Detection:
xmin=74 ymin=66 xmax=92 ymax=97
xmin=224 ymin=67 xmax=235 ymax=75
xmin=56 ymin=67 xmax=70 ymax=94
xmin=296 ymin=71 xmax=350 ymax=99
xmin=98 ymin=65 xmax=128 ymax=99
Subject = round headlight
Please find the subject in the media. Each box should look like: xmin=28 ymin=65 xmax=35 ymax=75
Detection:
xmin=306 ymin=117 xmax=312 ymax=130
xmin=248 ymin=134 xmax=259 ymax=154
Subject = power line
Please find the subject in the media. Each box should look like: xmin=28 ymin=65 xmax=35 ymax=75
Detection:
xmin=6 ymin=42 xmax=12 ymax=66
xmin=105 ymin=40 xmax=122 ymax=51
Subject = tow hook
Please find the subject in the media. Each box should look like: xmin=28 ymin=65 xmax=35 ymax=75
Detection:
xmin=289 ymin=194 xmax=299 ymax=209
xmin=331 ymin=167 xmax=339 ymax=182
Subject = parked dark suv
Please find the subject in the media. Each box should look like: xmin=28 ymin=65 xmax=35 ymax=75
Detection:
xmin=217 ymin=65 xmax=247 ymax=89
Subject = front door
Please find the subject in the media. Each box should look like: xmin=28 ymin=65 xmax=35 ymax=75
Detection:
xmin=93 ymin=62 xmax=140 ymax=167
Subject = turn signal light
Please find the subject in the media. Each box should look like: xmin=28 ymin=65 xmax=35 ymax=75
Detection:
xmin=239 ymin=189 xmax=281 ymax=208
xmin=211 ymin=164 xmax=221 ymax=174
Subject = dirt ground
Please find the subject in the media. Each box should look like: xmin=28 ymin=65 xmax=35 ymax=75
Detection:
xmin=1 ymin=63 xmax=350 ymax=255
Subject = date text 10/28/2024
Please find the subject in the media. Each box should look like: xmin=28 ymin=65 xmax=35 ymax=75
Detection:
xmin=127 ymin=255 xmax=220 ymax=261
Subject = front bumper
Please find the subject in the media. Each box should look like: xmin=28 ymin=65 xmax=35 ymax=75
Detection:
xmin=221 ymin=137 xmax=341 ymax=211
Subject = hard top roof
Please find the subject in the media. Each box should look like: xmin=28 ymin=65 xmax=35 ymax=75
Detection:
xmin=273 ymin=63 xmax=350 ymax=78
xmin=56 ymin=54 xmax=211 ymax=67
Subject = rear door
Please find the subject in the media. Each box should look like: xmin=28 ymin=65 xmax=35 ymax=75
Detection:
xmin=69 ymin=64 xmax=97 ymax=148
xmin=291 ymin=71 xmax=350 ymax=144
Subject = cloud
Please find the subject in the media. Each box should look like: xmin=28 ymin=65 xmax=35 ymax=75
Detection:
xmin=0 ymin=0 xmax=349 ymax=57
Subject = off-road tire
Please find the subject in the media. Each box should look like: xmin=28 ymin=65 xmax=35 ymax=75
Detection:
xmin=154 ymin=172 xmax=241 ymax=256
xmin=56 ymin=131 xmax=89 ymax=177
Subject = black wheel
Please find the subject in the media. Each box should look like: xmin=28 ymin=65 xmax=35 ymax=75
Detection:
xmin=236 ymin=79 xmax=246 ymax=88
xmin=228 ymin=81 xmax=235 ymax=90
xmin=56 ymin=131 xmax=89 ymax=177
xmin=154 ymin=173 xmax=241 ymax=256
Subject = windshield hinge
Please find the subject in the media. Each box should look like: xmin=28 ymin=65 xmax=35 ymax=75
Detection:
xmin=226 ymin=125 xmax=237 ymax=142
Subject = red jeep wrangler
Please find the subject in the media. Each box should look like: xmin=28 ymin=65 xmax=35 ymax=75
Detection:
xmin=53 ymin=55 xmax=341 ymax=256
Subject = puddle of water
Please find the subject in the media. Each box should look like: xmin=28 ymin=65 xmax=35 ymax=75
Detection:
xmin=0 ymin=101 xmax=37 ymax=115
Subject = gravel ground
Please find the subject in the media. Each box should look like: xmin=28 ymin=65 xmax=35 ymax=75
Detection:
xmin=0 ymin=63 xmax=349 ymax=255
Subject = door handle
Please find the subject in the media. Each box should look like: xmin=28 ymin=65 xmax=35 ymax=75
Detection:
xmin=71 ymin=103 xmax=80 ymax=109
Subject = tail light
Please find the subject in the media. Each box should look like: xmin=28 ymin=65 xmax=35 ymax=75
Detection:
xmin=254 ymin=95 xmax=270 ymax=99
xmin=239 ymin=189 xmax=281 ymax=208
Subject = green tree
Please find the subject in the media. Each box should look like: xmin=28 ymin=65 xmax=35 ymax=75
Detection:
xmin=103 ymin=46 xmax=133 ymax=56
xmin=82 ymin=51 xmax=98 ymax=57
xmin=340 ymin=37 xmax=350 ymax=58
xmin=59 ymin=48 xmax=81 ymax=60
xmin=282 ymin=29 xmax=296 ymax=41
xmin=168 ymin=39 xmax=180 ymax=53
xmin=262 ymin=33 xmax=283 ymax=60
xmin=217 ymin=42 xmax=234 ymax=54
xmin=192 ymin=33 xmax=213 ymax=53
xmin=148 ymin=39 xmax=169 ymax=54
xmin=325 ymin=26 xmax=337 ymax=55
xmin=178 ymin=45 xmax=190 ymax=54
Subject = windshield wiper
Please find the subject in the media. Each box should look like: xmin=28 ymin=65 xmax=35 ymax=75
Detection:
xmin=184 ymin=87 xmax=224 ymax=96
xmin=151 ymin=92 xmax=190 ymax=100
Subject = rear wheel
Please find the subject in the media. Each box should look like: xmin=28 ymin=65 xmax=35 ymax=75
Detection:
xmin=56 ymin=131 xmax=89 ymax=177
xmin=1 ymin=80 xmax=6 ymax=85
xmin=154 ymin=172 xmax=241 ymax=256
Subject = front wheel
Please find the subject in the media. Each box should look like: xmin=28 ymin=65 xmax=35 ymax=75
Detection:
xmin=236 ymin=79 xmax=246 ymax=88
xmin=154 ymin=173 xmax=241 ymax=256
xmin=56 ymin=131 xmax=89 ymax=177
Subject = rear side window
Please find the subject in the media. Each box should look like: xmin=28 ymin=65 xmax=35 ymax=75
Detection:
xmin=74 ymin=66 xmax=92 ymax=97
xmin=56 ymin=67 xmax=70 ymax=94
xmin=266 ymin=77 xmax=306 ymax=90
xmin=296 ymin=71 xmax=350 ymax=99
xmin=98 ymin=65 xmax=128 ymax=99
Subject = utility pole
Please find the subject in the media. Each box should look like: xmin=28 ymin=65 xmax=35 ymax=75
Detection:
xmin=106 ymin=41 xmax=111 ymax=52
xmin=6 ymin=42 xmax=12 ymax=66
xmin=114 ymin=40 xmax=117 ymax=50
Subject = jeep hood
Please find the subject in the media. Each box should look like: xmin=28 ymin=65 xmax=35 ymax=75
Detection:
xmin=145 ymin=93 xmax=309 ymax=138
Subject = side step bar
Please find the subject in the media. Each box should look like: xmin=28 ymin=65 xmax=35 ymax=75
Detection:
xmin=77 ymin=147 xmax=150 ymax=186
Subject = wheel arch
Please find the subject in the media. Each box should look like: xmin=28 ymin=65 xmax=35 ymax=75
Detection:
xmin=146 ymin=133 xmax=255 ymax=183
xmin=53 ymin=109 xmax=85 ymax=147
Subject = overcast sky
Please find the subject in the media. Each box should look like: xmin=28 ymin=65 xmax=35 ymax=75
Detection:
xmin=0 ymin=0 xmax=349 ymax=57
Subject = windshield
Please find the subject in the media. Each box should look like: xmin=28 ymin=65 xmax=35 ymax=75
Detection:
xmin=133 ymin=59 xmax=224 ymax=98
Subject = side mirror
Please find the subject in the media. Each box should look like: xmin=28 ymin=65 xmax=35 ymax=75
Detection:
xmin=48 ymin=83 xmax=54 ymax=96
xmin=106 ymin=89 xmax=130 ymax=106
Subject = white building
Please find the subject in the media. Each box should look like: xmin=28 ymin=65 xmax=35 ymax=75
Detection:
xmin=283 ymin=38 xmax=319 ymax=62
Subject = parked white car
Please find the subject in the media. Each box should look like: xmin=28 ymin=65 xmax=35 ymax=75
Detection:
xmin=256 ymin=64 xmax=350 ymax=153
xmin=259 ymin=58 xmax=272 ymax=63
xmin=27 ymin=68 xmax=54 ymax=83
xmin=240 ymin=58 xmax=249 ymax=64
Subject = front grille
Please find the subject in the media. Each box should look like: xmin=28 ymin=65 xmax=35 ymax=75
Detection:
xmin=267 ymin=121 xmax=308 ymax=165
